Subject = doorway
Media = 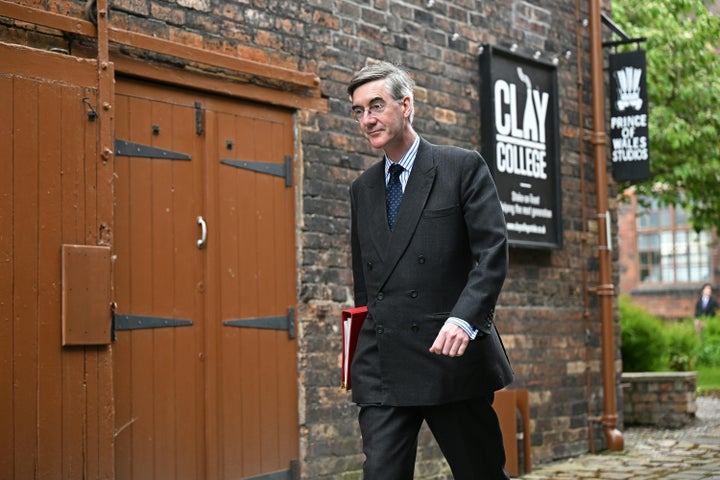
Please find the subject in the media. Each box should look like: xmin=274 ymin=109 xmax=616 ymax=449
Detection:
xmin=113 ymin=79 xmax=299 ymax=480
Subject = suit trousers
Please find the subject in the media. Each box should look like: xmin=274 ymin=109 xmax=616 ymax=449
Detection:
xmin=358 ymin=395 xmax=510 ymax=480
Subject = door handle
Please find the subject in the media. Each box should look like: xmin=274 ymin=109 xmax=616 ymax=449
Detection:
xmin=197 ymin=216 xmax=207 ymax=249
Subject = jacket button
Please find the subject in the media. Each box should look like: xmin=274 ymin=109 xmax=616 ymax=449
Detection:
xmin=377 ymin=292 xmax=384 ymax=300
xmin=367 ymin=262 xmax=373 ymax=270
xmin=417 ymin=255 xmax=426 ymax=264
xmin=411 ymin=323 xmax=419 ymax=333
xmin=409 ymin=290 xmax=418 ymax=298
xmin=376 ymin=326 xmax=384 ymax=334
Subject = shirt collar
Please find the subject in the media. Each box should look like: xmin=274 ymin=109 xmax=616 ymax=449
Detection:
xmin=385 ymin=135 xmax=420 ymax=175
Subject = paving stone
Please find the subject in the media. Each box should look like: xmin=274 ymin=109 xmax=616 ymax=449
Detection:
xmin=523 ymin=396 xmax=720 ymax=479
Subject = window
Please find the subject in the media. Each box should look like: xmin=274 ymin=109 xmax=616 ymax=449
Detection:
xmin=637 ymin=198 xmax=711 ymax=284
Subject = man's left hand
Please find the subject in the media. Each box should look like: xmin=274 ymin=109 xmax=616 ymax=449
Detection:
xmin=429 ymin=322 xmax=470 ymax=357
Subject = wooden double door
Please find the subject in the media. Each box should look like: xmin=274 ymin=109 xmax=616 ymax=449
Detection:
xmin=113 ymin=79 xmax=299 ymax=480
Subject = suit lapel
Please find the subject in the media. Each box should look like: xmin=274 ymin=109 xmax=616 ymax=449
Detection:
xmin=378 ymin=140 xmax=436 ymax=288
xmin=361 ymin=163 xmax=392 ymax=256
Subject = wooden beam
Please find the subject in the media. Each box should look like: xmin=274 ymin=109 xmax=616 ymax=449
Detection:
xmin=0 ymin=0 xmax=326 ymax=109
xmin=108 ymin=27 xmax=320 ymax=91
xmin=0 ymin=42 xmax=97 ymax=86
xmin=114 ymin=56 xmax=328 ymax=112
xmin=0 ymin=0 xmax=96 ymax=36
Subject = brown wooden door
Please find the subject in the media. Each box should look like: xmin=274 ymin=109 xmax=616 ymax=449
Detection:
xmin=0 ymin=43 xmax=115 ymax=480
xmin=113 ymin=79 xmax=299 ymax=480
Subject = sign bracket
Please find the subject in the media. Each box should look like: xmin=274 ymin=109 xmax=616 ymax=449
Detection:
xmin=601 ymin=13 xmax=646 ymax=49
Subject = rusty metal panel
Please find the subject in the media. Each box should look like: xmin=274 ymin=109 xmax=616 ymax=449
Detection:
xmin=493 ymin=389 xmax=532 ymax=477
xmin=61 ymin=244 xmax=112 ymax=345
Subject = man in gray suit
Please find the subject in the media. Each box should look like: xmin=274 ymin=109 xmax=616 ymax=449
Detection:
xmin=348 ymin=62 xmax=514 ymax=479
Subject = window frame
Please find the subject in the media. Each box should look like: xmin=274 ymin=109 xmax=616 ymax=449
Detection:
xmin=636 ymin=198 xmax=712 ymax=285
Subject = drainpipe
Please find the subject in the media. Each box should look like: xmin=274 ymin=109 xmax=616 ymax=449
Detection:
xmin=574 ymin=0 xmax=597 ymax=454
xmin=588 ymin=0 xmax=624 ymax=451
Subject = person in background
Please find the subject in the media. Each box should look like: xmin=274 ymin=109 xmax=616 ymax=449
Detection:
xmin=347 ymin=61 xmax=513 ymax=480
xmin=695 ymin=283 xmax=718 ymax=318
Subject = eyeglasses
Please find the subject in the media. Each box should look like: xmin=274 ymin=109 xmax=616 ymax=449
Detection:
xmin=351 ymin=98 xmax=403 ymax=122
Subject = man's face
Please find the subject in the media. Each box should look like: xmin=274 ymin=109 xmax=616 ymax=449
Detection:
xmin=351 ymin=79 xmax=408 ymax=152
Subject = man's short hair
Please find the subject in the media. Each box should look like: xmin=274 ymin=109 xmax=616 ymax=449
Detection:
xmin=347 ymin=62 xmax=415 ymax=122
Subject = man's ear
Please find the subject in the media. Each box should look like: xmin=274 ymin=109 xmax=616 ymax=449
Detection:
xmin=402 ymin=97 xmax=413 ymax=120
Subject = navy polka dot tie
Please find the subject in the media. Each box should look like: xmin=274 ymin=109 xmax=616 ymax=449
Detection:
xmin=386 ymin=163 xmax=403 ymax=230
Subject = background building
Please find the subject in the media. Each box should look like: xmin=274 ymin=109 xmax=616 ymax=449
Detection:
xmin=618 ymin=189 xmax=720 ymax=318
xmin=1 ymin=0 xmax=624 ymax=478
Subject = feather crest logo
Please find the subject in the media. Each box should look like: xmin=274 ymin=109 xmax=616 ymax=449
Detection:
xmin=614 ymin=66 xmax=643 ymax=111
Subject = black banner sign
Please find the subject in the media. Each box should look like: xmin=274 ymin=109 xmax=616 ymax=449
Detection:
xmin=480 ymin=45 xmax=562 ymax=249
xmin=609 ymin=50 xmax=650 ymax=182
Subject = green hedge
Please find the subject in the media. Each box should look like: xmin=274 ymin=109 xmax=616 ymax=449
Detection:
xmin=665 ymin=320 xmax=699 ymax=371
xmin=697 ymin=316 xmax=720 ymax=367
xmin=619 ymin=295 xmax=720 ymax=372
xmin=619 ymin=295 xmax=669 ymax=371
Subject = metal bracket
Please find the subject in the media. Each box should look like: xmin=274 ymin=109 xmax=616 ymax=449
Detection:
xmin=114 ymin=139 xmax=191 ymax=161
xmin=82 ymin=97 xmax=98 ymax=121
xmin=223 ymin=307 xmax=296 ymax=339
xmin=113 ymin=313 xmax=193 ymax=332
xmin=601 ymin=13 xmax=646 ymax=49
xmin=221 ymin=155 xmax=292 ymax=187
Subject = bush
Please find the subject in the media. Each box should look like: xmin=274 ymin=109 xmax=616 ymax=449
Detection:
xmin=664 ymin=320 xmax=699 ymax=371
xmin=619 ymin=296 xmax=720 ymax=373
xmin=618 ymin=295 xmax=720 ymax=372
xmin=696 ymin=316 xmax=720 ymax=367
xmin=619 ymin=295 xmax=668 ymax=372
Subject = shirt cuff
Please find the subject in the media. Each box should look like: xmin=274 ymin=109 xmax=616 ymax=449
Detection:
xmin=446 ymin=317 xmax=479 ymax=340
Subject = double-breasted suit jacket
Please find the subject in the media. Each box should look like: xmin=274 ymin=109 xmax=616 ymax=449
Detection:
xmin=350 ymin=138 xmax=514 ymax=406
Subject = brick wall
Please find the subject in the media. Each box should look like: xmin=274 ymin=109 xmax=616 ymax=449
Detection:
xmin=2 ymin=0 xmax=621 ymax=476
xmin=297 ymin=0 xmax=617 ymax=472
xmin=622 ymin=372 xmax=698 ymax=428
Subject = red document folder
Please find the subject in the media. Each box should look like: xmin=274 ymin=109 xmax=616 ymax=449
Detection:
xmin=341 ymin=306 xmax=367 ymax=390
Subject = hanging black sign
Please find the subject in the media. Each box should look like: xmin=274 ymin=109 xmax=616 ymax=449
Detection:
xmin=480 ymin=45 xmax=562 ymax=249
xmin=609 ymin=50 xmax=650 ymax=181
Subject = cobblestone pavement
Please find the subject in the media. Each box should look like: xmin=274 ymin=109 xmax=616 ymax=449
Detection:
xmin=522 ymin=396 xmax=720 ymax=479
